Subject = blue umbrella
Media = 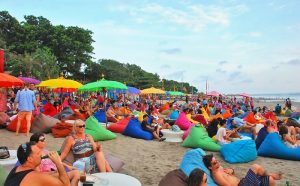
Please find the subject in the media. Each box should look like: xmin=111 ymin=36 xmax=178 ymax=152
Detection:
xmin=109 ymin=86 xmax=140 ymax=94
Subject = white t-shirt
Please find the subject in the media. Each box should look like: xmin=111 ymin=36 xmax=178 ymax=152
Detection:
xmin=216 ymin=127 xmax=227 ymax=144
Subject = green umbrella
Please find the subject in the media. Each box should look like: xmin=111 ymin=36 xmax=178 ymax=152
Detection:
xmin=78 ymin=79 xmax=128 ymax=92
xmin=166 ymin=91 xmax=185 ymax=96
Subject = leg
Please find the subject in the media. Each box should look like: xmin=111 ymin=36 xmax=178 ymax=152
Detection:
xmin=25 ymin=112 xmax=32 ymax=136
xmin=152 ymin=131 xmax=160 ymax=139
xmin=95 ymin=151 xmax=111 ymax=172
xmin=16 ymin=113 xmax=23 ymax=136
xmin=67 ymin=170 xmax=80 ymax=186
xmin=250 ymin=164 xmax=282 ymax=181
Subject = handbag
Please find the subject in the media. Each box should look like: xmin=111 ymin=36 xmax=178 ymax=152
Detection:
xmin=0 ymin=146 xmax=10 ymax=159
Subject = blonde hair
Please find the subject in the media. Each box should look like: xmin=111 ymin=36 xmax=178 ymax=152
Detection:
xmin=73 ymin=119 xmax=84 ymax=133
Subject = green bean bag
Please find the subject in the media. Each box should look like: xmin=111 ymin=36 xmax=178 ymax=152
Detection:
xmin=0 ymin=166 xmax=8 ymax=186
xmin=161 ymin=109 xmax=171 ymax=115
xmin=182 ymin=124 xmax=221 ymax=151
xmin=84 ymin=116 xmax=117 ymax=141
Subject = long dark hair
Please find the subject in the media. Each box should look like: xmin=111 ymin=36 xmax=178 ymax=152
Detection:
xmin=188 ymin=168 xmax=206 ymax=186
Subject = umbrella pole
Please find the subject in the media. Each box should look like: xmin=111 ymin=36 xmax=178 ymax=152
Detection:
xmin=104 ymin=90 xmax=108 ymax=128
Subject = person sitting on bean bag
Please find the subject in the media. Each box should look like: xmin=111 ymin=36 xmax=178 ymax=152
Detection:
xmin=141 ymin=114 xmax=165 ymax=142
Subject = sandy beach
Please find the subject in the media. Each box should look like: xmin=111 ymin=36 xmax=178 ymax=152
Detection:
xmin=0 ymin=126 xmax=299 ymax=186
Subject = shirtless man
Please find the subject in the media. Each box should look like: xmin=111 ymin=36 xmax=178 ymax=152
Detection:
xmin=203 ymin=154 xmax=282 ymax=186
xmin=5 ymin=141 xmax=70 ymax=186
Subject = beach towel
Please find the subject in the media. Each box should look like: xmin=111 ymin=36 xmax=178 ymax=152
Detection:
xmin=221 ymin=140 xmax=257 ymax=163
xmin=179 ymin=148 xmax=217 ymax=186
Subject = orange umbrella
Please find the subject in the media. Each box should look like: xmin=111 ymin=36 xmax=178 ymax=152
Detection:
xmin=0 ymin=73 xmax=24 ymax=87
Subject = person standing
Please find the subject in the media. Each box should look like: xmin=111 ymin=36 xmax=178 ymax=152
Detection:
xmin=14 ymin=83 xmax=37 ymax=136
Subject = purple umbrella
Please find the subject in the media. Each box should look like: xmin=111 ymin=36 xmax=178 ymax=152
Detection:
xmin=18 ymin=76 xmax=40 ymax=85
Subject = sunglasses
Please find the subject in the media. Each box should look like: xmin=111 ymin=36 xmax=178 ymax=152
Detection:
xmin=39 ymin=138 xmax=46 ymax=142
xmin=77 ymin=125 xmax=85 ymax=128
xmin=21 ymin=143 xmax=27 ymax=153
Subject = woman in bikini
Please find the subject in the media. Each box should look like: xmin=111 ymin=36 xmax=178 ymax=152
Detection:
xmin=60 ymin=119 xmax=112 ymax=173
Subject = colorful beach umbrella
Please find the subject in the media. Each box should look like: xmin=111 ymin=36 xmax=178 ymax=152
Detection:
xmin=166 ymin=91 xmax=184 ymax=96
xmin=206 ymin=91 xmax=221 ymax=97
xmin=109 ymin=86 xmax=140 ymax=94
xmin=140 ymin=87 xmax=166 ymax=94
xmin=18 ymin=76 xmax=40 ymax=85
xmin=78 ymin=79 xmax=127 ymax=92
xmin=37 ymin=77 xmax=82 ymax=89
xmin=240 ymin=92 xmax=251 ymax=98
xmin=0 ymin=73 xmax=24 ymax=87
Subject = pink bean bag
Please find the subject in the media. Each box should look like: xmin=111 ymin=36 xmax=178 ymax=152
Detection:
xmin=174 ymin=112 xmax=193 ymax=130
xmin=182 ymin=126 xmax=192 ymax=140
xmin=108 ymin=117 xmax=131 ymax=133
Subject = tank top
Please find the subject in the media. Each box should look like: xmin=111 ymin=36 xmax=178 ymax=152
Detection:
xmin=72 ymin=135 xmax=93 ymax=155
xmin=4 ymin=166 xmax=34 ymax=186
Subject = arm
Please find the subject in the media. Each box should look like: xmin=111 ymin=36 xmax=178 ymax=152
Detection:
xmin=86 ymin=134 xmax=98 ymax=152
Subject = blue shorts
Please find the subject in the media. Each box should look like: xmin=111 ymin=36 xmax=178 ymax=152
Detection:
xmin=239 ymin=169 xmax=269 ymax=186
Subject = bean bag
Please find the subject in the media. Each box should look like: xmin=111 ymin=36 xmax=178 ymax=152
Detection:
xmin=54 ymin=106 xmax=74 ymax=120
xmin=186 ymin=114 xmax=198 ymax=124
xmin=201 ymin=108 xmax=210 ymax=120
xmin=161 ymin=109 xmax=171 ymax=115
xmin=182 ymin=126 xmax=192 ymax=140
xmin=258 ymin=133 xmax=300 ymax=160
xmin=0 ymin=112 xmax=9 ymax=126
xmin=238 ymin=111 xmax=249 ymax=119
xmin=30 ymin=113 xmax=60 ymax=133
xmin=179 ymin=148 xmax=217 ymax=186
xmin=291 ymin=112 xmax=300 ymax=120
xmin=0 ymin=166 xmax=8 ymax=186
xmin=170 ymin=110 xmax=179 ymax=120
xmin=67 ymin=111 xmax=87 ymax=121
xmin=159 ymin=103 xmax=170 ymax=113
xmin=132 ymin=111 xmax=141 ymax=117
xmin=220 ymin=140 xmax=257 ymax=163
xmin=243 ymin=112 xmax=259 ymax=124
xmin=182 ymin=124 xmax=221 ymax=151
xmin=175 ymin=112 xmax=193 ymax=130
xmin=286 ymin=118 xmax=300 ymax=128
xmin=222 ymin=109 xmax=232 ymax=119
xmin=107 ymin=117 xmax=131 ymax=133
xmin=284 ymin=109 xmax=292 ymax=117
xmin=263 ymin=111 xmax=277 ymax=122
xmin=208 ymin=113 xmax=223 ymax=122
xmin=43 ymin=102 xmax=57 ymax=117
xmin=255 ymin=127 xmax=268 ymax=149
xmin=122 ymin=118 xmax=153 ymax=140
xmin=51 ymin=121 xmax=73 ymax=138
xmin=84 ymin=116 xmax=117 ymax=141
xmin=7 ymin=115 xmax=34 ymax=133
xmin=159 ymin=169 xmax=188 ymax=186
xmin=192 ymin=114 xmax=207 ymax=125
xmin=93 ymin=110 xmax=106 ymax=123
xmin=138 ymin=112 xmax=147 ymax=123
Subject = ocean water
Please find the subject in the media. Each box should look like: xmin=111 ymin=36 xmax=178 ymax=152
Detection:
xmin=251 ymin=93 xmax=300 ymax=102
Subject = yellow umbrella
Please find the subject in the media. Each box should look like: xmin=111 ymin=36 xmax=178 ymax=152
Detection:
xmin=140 ymin=87 xmax=166 ymax=94
xmin=37 ymin=77 xmax=82 ymax=89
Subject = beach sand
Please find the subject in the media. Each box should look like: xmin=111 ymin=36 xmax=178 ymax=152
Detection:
xmin=0 ymin=101 xmax=299 ymax=186
xmin=0 ymin=128 xmax=299 ymax=186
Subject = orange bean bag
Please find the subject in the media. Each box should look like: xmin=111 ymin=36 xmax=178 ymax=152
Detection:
xmin=159 ymin=103 xmax=170 ymax=113
xmin=108 ymin=117 xmax=131 ymax=133
xmin=51 ymin=121 xmax=73 ymax=138
xmin=7 ymin=115 xmax=34 ymax=133
xmin=263 ymin=111 xmax=277 ymax=122
xmin=243 ymin=112 xmax=259 ymax=124
xmin=222 ymin=109 xmax=233 ymax=119
xmin=67 ymin=111 xmax=87 ymax=121
xmin=209 ymin=113 xmax=223 ymax=122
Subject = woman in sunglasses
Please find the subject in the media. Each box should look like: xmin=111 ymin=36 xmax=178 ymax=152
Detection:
xmin=29 ymin=132 xmax=80 ymax=186
xmin=60 ymin=119 xmax=112 ymax=173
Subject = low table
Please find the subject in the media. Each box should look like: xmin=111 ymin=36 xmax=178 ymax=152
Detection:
xmin=0 ymin=150 xmax=18 ymax=172
xmin=83 ymin=172 xmax=141 ymax=186
xmin=161 ymin=129 xmax=184 ymax=142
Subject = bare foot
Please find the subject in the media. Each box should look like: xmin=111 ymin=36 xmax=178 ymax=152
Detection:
xmin=15 ymin=133 xmax=19 ymax=136
xmin=269 ymin=172 xmax=283 ymax=180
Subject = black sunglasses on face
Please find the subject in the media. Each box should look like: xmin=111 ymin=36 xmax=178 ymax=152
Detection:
xmin=77 ymin=125 xmax=85 ymax=128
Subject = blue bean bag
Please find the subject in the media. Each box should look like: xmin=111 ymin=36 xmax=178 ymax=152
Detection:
xmin=122 ymin=118 xmax=153 ymax=140
xmin=258 ymin=133 xmax=300 ymax=160
xmin=221 ymin=140 xmax=257 ymax=163
xmin=93 ymin=110 xmax=106 ymax=123
xmin=179 ymin=148 xmax=217 ymax=186
xmin=170 ymin=110 xmax=179 ymax=120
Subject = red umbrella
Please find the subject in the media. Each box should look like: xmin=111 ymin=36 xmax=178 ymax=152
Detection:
xmin=0 ymin=73 xmax=24 ymax=87
xmin=240 ymin=92 xmax=251 ymax=98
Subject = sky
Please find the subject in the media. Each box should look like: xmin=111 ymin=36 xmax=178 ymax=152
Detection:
xmin=1 ymin=0 xmax=300 ymax=94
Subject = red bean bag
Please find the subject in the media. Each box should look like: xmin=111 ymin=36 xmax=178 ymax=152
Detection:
xmin=243 ymin=112 xmax=259 ymax=124
xmin=108 ymin=117 xmax=131 ymax=133
xmin=264 ymin=111 xmax=277 ymax=122
xmin=222 ymin=109 xmax=233 ymax=119
xmin=159 ymin=103 xmax=170 ymax=113
xmin=51 ymin=121 xmax=73 ymax=138
xmin=43 ymin=102 xmax=57 ymax=117
xmin=7 ymin=115 xmax=34 ymax=133
xmin=192 ymin=114 xmax=207 ymax=125
xmin=66 ymin=111 xmax=87 ymax=121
